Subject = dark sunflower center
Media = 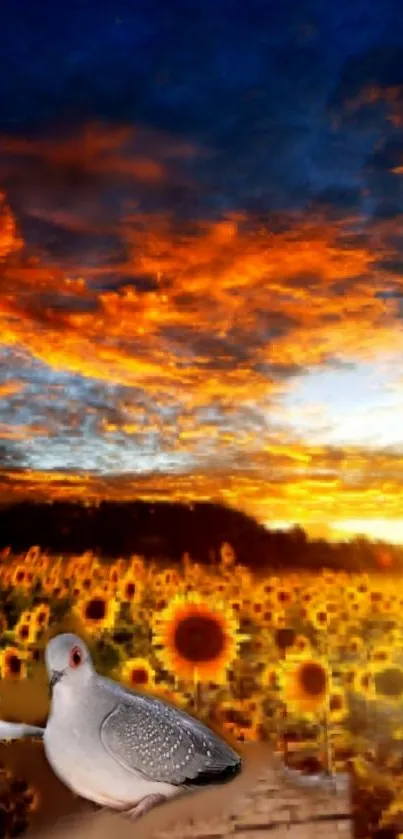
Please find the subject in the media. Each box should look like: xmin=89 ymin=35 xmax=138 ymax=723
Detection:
xmin=125 ymin=583 xmax=136 ymax=598
xmin=131 ymin=667 xmax=149 ymax=685
xmin=375 ymin=667 xmax=403 ymax=697
xmin=85 ymin=598 xmax=106 ymax=621
xmin=174 ymin=614 xmax=225 ymax=663
xmin=330 ymin=694 xmax=344 ymax=711
xmin=275 ymin=628 xmax=296 ymax=650
xmin=8 ymin=655 xmax=21 ymax=675
xmin=300 ymin=663 xmax=327 ymax=696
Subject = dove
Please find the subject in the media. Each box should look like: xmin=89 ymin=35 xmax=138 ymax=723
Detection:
xmin=43 ymin=633 xmax=242 ymax=821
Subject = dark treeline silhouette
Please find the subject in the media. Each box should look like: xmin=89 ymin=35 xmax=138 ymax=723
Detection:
xmin=0 ymin=500 xmax=401 ymax=573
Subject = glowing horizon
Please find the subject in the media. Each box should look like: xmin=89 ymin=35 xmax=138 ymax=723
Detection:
xmin=0 ymin=114 xmax=403 ymax=545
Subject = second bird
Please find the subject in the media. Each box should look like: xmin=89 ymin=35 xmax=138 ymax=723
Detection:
xmin=44 ymin=632 xmax=242 ymax=821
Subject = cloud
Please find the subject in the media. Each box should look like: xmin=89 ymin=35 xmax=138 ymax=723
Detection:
xmin=0 ymin=118 xmax=402 ymax=534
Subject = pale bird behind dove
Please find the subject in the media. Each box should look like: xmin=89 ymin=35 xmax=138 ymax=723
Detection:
xmin=44 ymin=633 xmax=242 ymax=821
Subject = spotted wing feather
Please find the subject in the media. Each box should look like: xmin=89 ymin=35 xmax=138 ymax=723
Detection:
xmin=100 ymin=692 xmax=241 ymax=786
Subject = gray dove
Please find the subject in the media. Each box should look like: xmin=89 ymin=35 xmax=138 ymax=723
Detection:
xmin=44 ymin=633 xmax=242 ymax=821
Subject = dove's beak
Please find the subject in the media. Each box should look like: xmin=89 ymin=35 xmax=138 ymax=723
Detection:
xmin=49 ymin=669 xmax=64 ymax=695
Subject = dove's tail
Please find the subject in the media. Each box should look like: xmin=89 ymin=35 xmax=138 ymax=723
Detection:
xmin=0 ymin=720 xmax=45 ymax=740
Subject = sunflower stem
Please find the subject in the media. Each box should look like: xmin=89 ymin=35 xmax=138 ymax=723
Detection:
xmin=323 ymin=635 xmax=333 ymax=777
xmin=194 ymin=677 xmax=202 ymax=716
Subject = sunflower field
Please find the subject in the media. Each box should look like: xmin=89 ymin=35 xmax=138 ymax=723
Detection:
xmin=0 ymin=543 xmax=402 ymax=836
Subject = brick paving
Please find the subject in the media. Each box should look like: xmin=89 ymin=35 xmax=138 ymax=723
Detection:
xmin=149 ymin=758 xmax=353 ymax=839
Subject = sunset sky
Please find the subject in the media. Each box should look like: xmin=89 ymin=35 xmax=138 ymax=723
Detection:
xmin=1 ymin=0 xmax=403 ymax=542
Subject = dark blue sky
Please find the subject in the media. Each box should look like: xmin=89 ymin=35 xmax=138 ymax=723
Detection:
xmin=2 ymin=0 xmax=403 ymax=219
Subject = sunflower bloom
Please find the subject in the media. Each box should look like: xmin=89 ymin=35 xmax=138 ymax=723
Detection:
xmin=11 ymin=566 xmax=29 ymax=589
xmin=347 ymin=635 xmax=364 ymax=656
xmin=121 ymin=657 xmax=156 ymax=690
xmin=369 ymin=645 xmax=392 ymax=665
xmin=214 ymin=699 xmax=259 ymax=742
xmin=15 ymin=613 xmax=38 ymax=645
xmin=152 ymin=592 xmax=243 ymax=684
xmin=288 ymin=634 xmax=312 ymax=657
xmin=374 ymin=665 xmax=403 ymax=701
xmin=119 ymin=572 xmax=143 ymax=604
xmin=0 ymin=647 xmax=26 ymax=680
xmin=279 ymin=657 xmax=330 ymax=716
xmin=77 ymin=589 xmax=118 ymax=634
xmin=261 ymin=664 xmax=280 ymax=692
xmin=33 ymin=604 xmax=51 ymax=630
xmin=259 ymin=605 xmax=286 ymax=629
xmin=352 ymin=666 xmax=376 ymax=699
xmin=129 ymin=555 xmax=146 ymax=578
xmin=150 ymin=684 xmax=189 ymax=709
xmin=328 ymin=687 xmax=348 ymax=723
xmin=310 ymin=606 xmax=330 ymax=631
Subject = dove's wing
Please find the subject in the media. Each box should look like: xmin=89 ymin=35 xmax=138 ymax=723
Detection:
xmin=99 ymin=688 xmax=241 ymax=786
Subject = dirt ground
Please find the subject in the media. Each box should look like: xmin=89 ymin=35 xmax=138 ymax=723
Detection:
xmin=0 ymin=740 xmax=353 ymax=839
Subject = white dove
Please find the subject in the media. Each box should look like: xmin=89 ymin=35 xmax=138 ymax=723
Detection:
xmin=43 ymin=633 xmax=242 ymax=821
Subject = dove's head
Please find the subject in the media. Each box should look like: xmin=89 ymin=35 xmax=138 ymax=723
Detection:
xmin=45 ymin=633 xmax=94 ymax=695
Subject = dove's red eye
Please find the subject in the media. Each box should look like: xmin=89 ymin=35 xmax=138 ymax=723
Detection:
xmin=69 ymin=646 xmax=83 ymax=668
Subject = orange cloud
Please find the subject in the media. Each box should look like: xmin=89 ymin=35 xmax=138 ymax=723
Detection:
xmin=0 ymin=124 xmax=403 ymax=540
xmin=1 ymin=441 xmax=403 ymax=534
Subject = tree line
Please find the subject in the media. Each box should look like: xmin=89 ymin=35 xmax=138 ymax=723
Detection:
xmin=0 ymin=500 xmax=401 ymax=573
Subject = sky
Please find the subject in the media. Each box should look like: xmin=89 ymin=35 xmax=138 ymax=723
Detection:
xmin=1 ymin=0 xmax=403 ymax=542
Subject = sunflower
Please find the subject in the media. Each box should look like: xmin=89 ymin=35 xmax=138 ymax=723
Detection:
xmin=118 ymin=573 xmax=143 ymax=604
xmin=214 ymin=698 xmax=260 ymax=741
xmin=150 ymin=683 xmax=189 ymax=709
xmin=260 ymin=664 xmax=280 ymax=692
xmin=15 ymin=613 xmax=38 ymax=646
xmin=369 ymin=644 xmax=392 ymax=665
xmin=24 ymin=546 xmax=42 ymax=565
xmin=275 ymin=587 xmax=294 ymax=608
xmin=229 ymin=598 xmax=243 ymax=616
xmin=250 ymin=599 xmax=265 ymax=620
xmin=274 ymin=627 xmax=296 ymax=655
xmin=0 ymin=647 xmax=26 ymax=680
xmin=152 ymin=592 xmax=243 ymax=684
xmin=288 ymin=634 xmax=312 ymax=658
xmin=310 ymin=606 xmax=330 ymax=631
xmin=11 ymin=566 xmax=29 ymax=590
xmin=33 ymin=604 xmax=51 ymax=630
xmin=129 ymin=555 xmax=146 ymax=578
xmin=121 ymin=657 xmax=156 ymax=690
xmin=347 ymin=635 xmax=364 ymax=656
xmin=374 ymin=665 xmax=403 ymax=701
xmin=260 ymin=606 xmax=286 ymax=629
xmin=328 ymin=687 xmax=348 ymax=723
xmin=279 ymin=657 xmax=330 ymax=716
xmin=182 ymin=561 xmax=205 ymax=587
xmin=260 ymin=581 xmax=275 ymax=598
xmin=341 ymin=665 xmax=362 ymax=696
xmin=77 ymin=590 xmax=118 ymax=633
xmin=352 ymin=666 xmax=376 ymax=699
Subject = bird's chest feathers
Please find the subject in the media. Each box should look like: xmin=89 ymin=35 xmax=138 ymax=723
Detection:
xmin=45 ymin=686 xmax=101 ymax=780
